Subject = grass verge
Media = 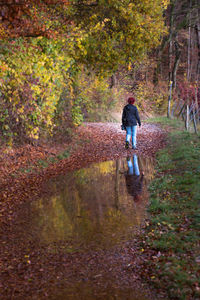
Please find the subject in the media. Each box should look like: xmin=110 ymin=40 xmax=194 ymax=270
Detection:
xmin=141 ymin=117 xmax=200 ymax=299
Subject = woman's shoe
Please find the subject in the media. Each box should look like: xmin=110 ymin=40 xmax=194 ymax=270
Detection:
xmin=132 ymin=145 xmax=136 ymax=149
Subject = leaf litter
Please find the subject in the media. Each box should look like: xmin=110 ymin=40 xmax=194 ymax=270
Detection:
xmin=0 ymin=122 xmax=167 ymax=299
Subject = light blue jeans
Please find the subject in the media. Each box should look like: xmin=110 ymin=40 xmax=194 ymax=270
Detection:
xmin=126 ymin=125 xmax=137 ymax=148
xmin=127 ymin=154 xmax=140 ymax=176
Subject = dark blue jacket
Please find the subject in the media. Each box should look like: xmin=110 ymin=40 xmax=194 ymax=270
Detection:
xmin=122 ymin=104 xmax=141 ymax=127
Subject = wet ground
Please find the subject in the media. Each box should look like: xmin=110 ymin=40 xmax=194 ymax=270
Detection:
xmin=1 ymin=155 xmax=158 ymax=299
xmin=0 ymin=123 xmax=167 ymax=299
xmin=17 ymin=155 xmax=154 ymax=247
xmin=51 ymin=285 xmax=154 ymax=300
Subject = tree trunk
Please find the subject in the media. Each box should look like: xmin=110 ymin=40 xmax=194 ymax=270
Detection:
xmin=185 ymin=104 xmax=189 ymax=131
xmin=195 ymin=0 xmax=200 ymax=82
xmin=177 ymin=102 xmax=185 ymax=117
xmin=192 ymin=101 xmax=198 ymax=134
xmin=110 ymin=74 xmax=116 ymax=89
xmin=195 ymin=23 xmax=200 ymax=82
xmin=169 ymin=39 xmax=173 ymax=83
xmin=195 ymin=85 xmax=199 ymax=124
xmin=187 ymin=0 xmax=192 ymax=81
xmin=153 ymin=36 xmax=169 ymax=85
xmin=167 ymin=1 xmax=175 ymax=119
xmin=167 ymin=81 xmax=173 ymax=118
xmin=172 ymin=41 xmax=181 ymax=88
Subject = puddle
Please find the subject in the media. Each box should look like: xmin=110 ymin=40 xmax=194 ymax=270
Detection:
xmin=6 ymin=155 xmax=157 ymax=300
xmin=50 ymin=284 xmax=154 ymax=300
xmin=25 ymin=155 xmax=154 ymax=249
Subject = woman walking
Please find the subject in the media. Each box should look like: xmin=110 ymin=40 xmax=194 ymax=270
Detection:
xmin=122 ymin=97 xmax=141 ymax=149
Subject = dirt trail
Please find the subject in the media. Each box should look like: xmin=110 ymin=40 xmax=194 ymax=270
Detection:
xmin=0 ymin=122 xmax=167 ymax=300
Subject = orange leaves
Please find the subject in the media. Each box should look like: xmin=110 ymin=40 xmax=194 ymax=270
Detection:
xmin=0 ymin=0 xmax=68 ymax=39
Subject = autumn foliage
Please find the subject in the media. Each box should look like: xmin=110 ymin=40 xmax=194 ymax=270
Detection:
xmin=0 ymin=0 xmax=69 ymax=38
xmin=0 ymin=0 xmax=169 ymax=144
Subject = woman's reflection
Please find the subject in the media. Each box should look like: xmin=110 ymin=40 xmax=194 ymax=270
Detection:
xmin=125 ymin=154 xmax=144 ymax=202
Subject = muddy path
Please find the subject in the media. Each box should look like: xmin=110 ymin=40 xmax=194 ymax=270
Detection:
xmin=0 ymin=123 xmax=167 ymax=300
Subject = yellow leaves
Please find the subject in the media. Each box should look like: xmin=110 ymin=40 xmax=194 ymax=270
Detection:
xmin=7 ymin=137 xmax=13 ymax=148
xmin=4 ymin=124 xmax=9 ymax=130
xmin=128 ymin=3 xmax=134 ymax=9
xmin=135 ymin=81 xmax=168 ymax=113
xmin=161 ymin=221 xmax=175 ymax=230
xmin=46 ymin=116 xmax=53 ymax=127
xmin=98 ymin=161 xmax=115 ymax=175
xmin=31 ymin=85 xmax=41 ymax=96
xmin=24 ymin=254 xmax=31 ymax=264
xmin=0 ymin=23 xmax=7 ymax=39
xmin=162 ymin=0 xmax=170 ymax=9
xmin=0 ymin=37 xmax=70 ymax=141
xmin=18 ymin=106 xmax=24 ymax=114
xmin=69 ymin=84 xmax=74 ymax=97
xmin=43 ymin=74 xmax=51 ymax=84
xmin=57 ymin=55 xmax=65 ymax=61
xmin=29 ymin=126 xmax=39 ymax=140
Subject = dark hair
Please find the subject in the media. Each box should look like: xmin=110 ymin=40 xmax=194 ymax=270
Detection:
xmin=128 ymin=97 xmax=136 ymax=104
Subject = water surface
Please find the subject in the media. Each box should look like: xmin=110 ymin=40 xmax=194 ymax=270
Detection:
xmin=28 ymin=155 xmax=154 ymax=249
xmin=11 ymin=155 xmax=157 ymax=300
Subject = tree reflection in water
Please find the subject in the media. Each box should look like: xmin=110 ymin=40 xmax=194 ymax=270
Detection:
xmin=30 ymin=156 xmax=155 ymax=248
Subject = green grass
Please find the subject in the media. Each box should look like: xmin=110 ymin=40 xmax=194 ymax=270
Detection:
xmin=56 ymin=149 xmax=70 ymax=160
xmin=144 ymin=116 xmax=185 ymax=130
xmin=142 ymin=117 xmax=200 ymax=299
xmin=37 ymin=159 xmax=49 ymax=168
xmin=36 ymin=148 xmax=71 ymax=167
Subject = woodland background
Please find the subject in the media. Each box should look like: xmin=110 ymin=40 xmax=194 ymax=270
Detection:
xmin=0 ymin=0 xmax=200 ymax=146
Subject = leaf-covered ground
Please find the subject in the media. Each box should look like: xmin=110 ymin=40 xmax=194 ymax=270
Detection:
xmin=0 ymin=122 xmax=167 ymax=300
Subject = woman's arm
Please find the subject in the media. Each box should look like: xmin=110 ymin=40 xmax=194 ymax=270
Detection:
xmin=135 ymin=107 xmax=141 ymax=126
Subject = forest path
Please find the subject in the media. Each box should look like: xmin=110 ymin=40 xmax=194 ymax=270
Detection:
xmin=0 ymin=122 xmax=166 ymax=226
xmin=77 ymin=122 xmax=166 ymax=160
xmin=0 ymin=122 xmax=167 ymax=300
